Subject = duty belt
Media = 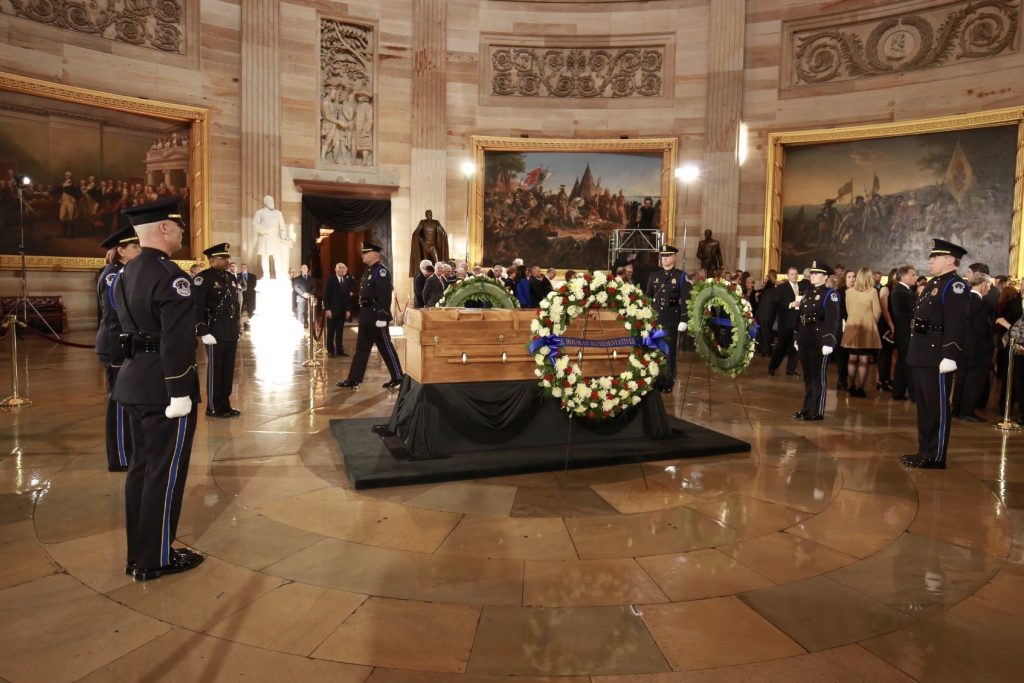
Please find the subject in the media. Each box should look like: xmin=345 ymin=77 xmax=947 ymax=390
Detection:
xmin=800 ymin=313 xmax=822 ymax=325
xmin=359 ymin=298 xmax=378 ymax=307
xmin=912 ymin=318 xmax=943 ymax=334
xmin=119 ymin=333 xmax=160 ymax=358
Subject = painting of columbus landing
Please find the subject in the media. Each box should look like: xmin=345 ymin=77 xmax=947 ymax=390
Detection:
xmin=480 ymin=149 xmax=667 ymax=270
xmin=780 ymin=124 xmax=1018 ymax=274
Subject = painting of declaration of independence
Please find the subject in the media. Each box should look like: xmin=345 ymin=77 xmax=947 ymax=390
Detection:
xmin=481 ymin=150 xmax=664 ymax=270
xmin=0 ymin=91 xmax=193 ymax=260
xmin=780 ymin=125 xmax=1018 ymax=275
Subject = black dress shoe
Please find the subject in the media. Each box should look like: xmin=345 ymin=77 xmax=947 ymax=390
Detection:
xmin=791 ymin=410 xmax=807 ymax=419
xmin=382 ymin=377 xmax=404 ymax=389
xmin=892 ymin=395 xmax=909 ymax=401
xmin=786 ymin=371 xmax=800 ymax=377
xmin=205 ymin=409 xmax=230 ymax=418
xmin=108 ymin=466 xmax=129 ymax=473
xmin=125 ymin=561 xmax=136 ymax=576
xmin=900 ymin=453 xmax=924 ymax=467
xmin=134 ymin=548 xmax=204 ymax=582
xmin=768 ymin=368 xmax=776 ymax=377
xmin=339 ymin=351 xmax=349 ymax=357
xmin=337 ymin=380 xmax=360 ymax=388
xmin=223 ymin=408 xmax=241 ymax=417
xmin=801 ymin=414 xmax=823 ymax=421
xmin=906 ymin=458 xmax=946 ymax=470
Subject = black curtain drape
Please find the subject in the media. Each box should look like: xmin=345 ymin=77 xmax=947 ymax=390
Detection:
xmin=301 ymin=195 xmax=392 ymax=278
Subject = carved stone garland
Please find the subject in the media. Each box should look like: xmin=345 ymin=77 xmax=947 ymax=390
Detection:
xmin=319 ymin=17 xmax=375 ymax=167
xmin=3 ymin=0 xmax=185 ymax=53
xmin=491 ymin=46 xmax=663 ymax=98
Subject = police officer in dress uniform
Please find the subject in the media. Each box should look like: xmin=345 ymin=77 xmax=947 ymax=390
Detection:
xmin=113 ymin=196 xmax=203 ymax=581
xmin=96 ymin=226 xmax=140 ymax=472
xmin=644 ymin=245 xmax=692 ymax=393
xmin=792 ymin=261 xmax=841 ymax=421
xmin=337 ymin=241 xmax=404 ymax=389
xmin=193 ymin=243 xmax=242 ymax=418
xmin=901 ymin=239 xmax=970 ymax=470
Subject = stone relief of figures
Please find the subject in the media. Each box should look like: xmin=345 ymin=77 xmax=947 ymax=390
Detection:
xmin=319 ymin=18 xmax=375 ymax=167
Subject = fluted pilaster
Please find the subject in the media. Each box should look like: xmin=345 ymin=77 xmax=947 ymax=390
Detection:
xmin=410 ymin=0 xmax=448 ymax=234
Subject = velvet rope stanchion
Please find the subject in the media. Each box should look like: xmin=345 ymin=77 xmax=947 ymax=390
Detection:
xmin=18 ymin=324 xmax=96 ymax=349
xmin=302 ymin=296 xmax=322 ymax=368
xmin=0 ymin=314 xmax=31 ymax=408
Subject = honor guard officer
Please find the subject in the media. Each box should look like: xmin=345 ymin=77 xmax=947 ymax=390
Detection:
xmin=113 ymin=196 xmax=203 ymax=581
xmin=337 ymin=241 xmax=404 ymax=389
xmin=193 ymin=243 xmax=242 ymax=418
xmin=96 ymin=225 xmax=141 ymax=472
xmin=901 ymin=239 xmax=970 ymax=470
xmin=793 ymin=261 xmax=842 ymax=421
xmin=644 ymin=245 xmax=692 ymax=393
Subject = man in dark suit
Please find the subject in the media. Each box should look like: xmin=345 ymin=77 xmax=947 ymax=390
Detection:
xmin=292 ymin=264 xmax=316 ymax=327
xmin=528 ymin=265 xmax=553 ymax=305
xmin=890 ymin=265 xmax=918 ymax=401
xmin=237 ymin=263 xmax=258 ymax=321
xmin=955 ymin=272 xmax=994 ymax=421
xmin=413 ymin=258 xmax=431 ymax=308
xmin=322 ymin=261 xmax=355 ymax=356
xmin=421 ymin=266 xmax=446 ymax=308
xmin=768 ymin=266 xmax=802 ymax=376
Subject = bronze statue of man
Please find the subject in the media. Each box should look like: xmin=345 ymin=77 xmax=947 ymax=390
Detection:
xmin=409 ymin=209 xmax=449 ymax=276
xmin=696 ymin=228 xmax=723 ymax=272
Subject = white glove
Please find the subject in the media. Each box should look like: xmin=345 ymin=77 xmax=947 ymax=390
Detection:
xmin=793 ymin=341 xmax=798 ymax=351
xmin=677 ymin=321 xmax=687 ymax=332
xmin=375 ymin=320 xmax=387 ymax=328
xmin=939 ymin=358 xmax=957 ymax=373
xmin=165 ymin=396 xmax=192 ymax=418
xmin=201 ymin=334 xmax=217 ymax=345
xmin=822 ymin=345 xmax=833 ymax=355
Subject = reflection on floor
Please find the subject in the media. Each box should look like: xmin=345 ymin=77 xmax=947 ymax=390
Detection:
xmin=1 ymin=331 xmax=1022 ymax=682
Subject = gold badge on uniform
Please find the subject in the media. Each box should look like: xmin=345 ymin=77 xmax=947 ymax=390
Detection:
xmin=930 ymin=288 xmax=938 ymax=296
xmin=671 ymin=279 xmax=676 ymax=285
xmin=815 ymin=295 xmax=820 ymax=300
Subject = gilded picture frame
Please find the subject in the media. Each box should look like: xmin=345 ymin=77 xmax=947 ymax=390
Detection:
xmin=469 ymin=135 xmax=677 ymax=270
xmin=762 ymin=107 xmax=1024 ymax=279
xmin=0 ymin=71 xmax=211 ymax=271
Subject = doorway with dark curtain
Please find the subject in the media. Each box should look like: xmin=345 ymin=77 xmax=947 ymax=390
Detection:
xmin=300 ymin=195 xmax=392 ymax=292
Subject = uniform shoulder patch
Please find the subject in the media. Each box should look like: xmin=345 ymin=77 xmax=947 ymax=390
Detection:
xmin=379 ymin=267 xmax=387 ymax=277
xmin=172 ymin=276 xmax=192 ymax=297
xmin=105 ymin=272 xmax=117 ymax=286
xmin=830 ymin=292 xmax=839 ymax=302
xmin=952 ymin=281 xmax=966 ymax=294
xmin=193 ymin=275 xmax=204 ymax=286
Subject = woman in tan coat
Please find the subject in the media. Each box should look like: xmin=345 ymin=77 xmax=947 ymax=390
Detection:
xmin=841 ymin=267 xmax=883 ymax=397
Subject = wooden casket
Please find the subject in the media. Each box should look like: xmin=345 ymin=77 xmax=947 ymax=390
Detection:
xmin=403 ymin=308 xmax=639 ymax=384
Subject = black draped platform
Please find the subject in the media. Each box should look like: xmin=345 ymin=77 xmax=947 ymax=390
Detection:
xmin=332 ymin=377 xmax=750 ymax=489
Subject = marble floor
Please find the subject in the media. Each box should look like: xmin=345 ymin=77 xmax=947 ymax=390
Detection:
xmin=1 ymin=328 xmax=1022 ymax=682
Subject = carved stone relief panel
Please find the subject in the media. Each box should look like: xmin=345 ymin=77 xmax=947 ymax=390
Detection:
xmin=318 ymin=16 xmax=376 ymax=169
xmin=785 ymin=0 xmax=1020 ymax=89
xmin=0 ymin=0 xmax=186 ymax=54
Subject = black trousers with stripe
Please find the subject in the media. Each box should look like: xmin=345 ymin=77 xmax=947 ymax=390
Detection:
xmin=799 ymin=344 xmax=829 ymax=417
xmin=123 ymin=404 xmax=197 ymax=570
xmin=345 ymin=310 xmax=402 ymax=384
xmin=104 ymin=366 xmax=132 ymax=470
xmin=911 ymin=366 xmax=954 ymax=463
xmin=205 ymin=341 xmax=237 ymax=413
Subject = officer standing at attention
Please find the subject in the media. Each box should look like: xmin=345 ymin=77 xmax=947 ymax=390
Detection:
xmin=644 ymin=245 xmax=692 ymax=393
xmin=901 ymin=239 xmax=970 ymax=470
xmin=96 ymin=225 xmax=140 ymax=472
xmin=113 ymin=196 xmax=203 ymax=580
xmin=193 ymin=243 xmax=242 ymax=418
xmin=793 ymin=261 xmax=841 ymax=421
xmin=337 ymin=241 xmax=404 ymax=389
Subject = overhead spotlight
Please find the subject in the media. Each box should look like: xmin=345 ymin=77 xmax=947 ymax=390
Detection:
xmin=15 ymin=174 xmax=30 ymax=186
xmin=675 ymin=165 xmax=699 ymax=183
xmin=460 ymin=160 xmax=476 ymax=179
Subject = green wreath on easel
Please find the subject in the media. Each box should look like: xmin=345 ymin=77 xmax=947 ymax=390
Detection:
xmin=437 ymin=275 xmax=520 ymax=309
xmin=686 ymin=278 xmax=757 ymax=377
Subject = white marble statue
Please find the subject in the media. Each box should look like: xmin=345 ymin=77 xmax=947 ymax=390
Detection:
xmin=252 ymin=195 xmax=292 ymax=279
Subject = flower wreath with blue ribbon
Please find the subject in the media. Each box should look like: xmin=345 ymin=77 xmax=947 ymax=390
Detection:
xmin=685 ymin=277 xmax=758 ymax=377
xmin=528 ymin=271 xmax=668 ymax=420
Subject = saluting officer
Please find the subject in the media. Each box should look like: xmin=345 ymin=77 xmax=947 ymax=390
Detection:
xmin=793 ymin=261 xmax=841 ymax=421
xmin=644 ymin=245 xmax=692 ymax=393
xmin=337 ymin=241 xmax=404 ymax=389
xmin=193 ymin=243 xmax=242 ymax=418
xmin=113 ymin=196 xmax=203 ymax=581
xmin=901 ymin=239 xmax=970 ymax=470
xmin=96 ymin=225 xmax=140 ymax=472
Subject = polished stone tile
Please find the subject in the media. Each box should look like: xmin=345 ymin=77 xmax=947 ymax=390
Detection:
xmin=32 ymin=469 xmax=126 ymax=544
xmin=523 ymin=558 xmax=668 ymax=606
xmin=45 ymin=528 xmax=134 ymax=594
xmin=910 ymin=487 xmax=1012 ymax=555
xmin=212 ymin=453 xmax=332 ymax=507
xmin=566 ymin=507 xmax=737 ymax=560
xmin=512 ymin=485 xmax=620 ymax=517
xmin=645 ymin=460 xmax=759 ymax=499
xmin=314 ymin=597 xmax=481 ymax=672
xmin=590 ymin=478 xmax=700 ymax=515
xmin=264 ymin=538 xmax=524 ymax=605
xmin=737 ymin=465 xmax=841 ymax=513
xmin=437 ymin=516 xmax=576 ymax=560
xmin=179 ymin=512 xmax=322 ymax=570
xmin=637 ymin=549 xmax=773 ymax=602
xmin=78 ymin=628 xmax=372 ymax=682
xmin=720 ymin=532 xmax=856 ymax=584
xmin=639 ymin=597 xmax=805 ymax=670
xmin=0 ymin=520 xmax=57 ymax=590
xmin=468 ymin=605 xmax=670 ymax=676
xmin=0 ymin=575 xmax=170 ymax=683
xmin=214 ymin=429 xmax=308 ymax=460
xmin=405 ymin=482 xmax=517 ymax=516
xmin=685 ymin=493 xmax=808 ymax=538
xmin=788 ymin=489 xmax=917 ymax=558
xmin=838 ymin=458 xmax=917 ymax=499
xmin=367 ymin=672 xmax=587 ymax=683
xmin=206 ymin=582 xmax=366 ymax=656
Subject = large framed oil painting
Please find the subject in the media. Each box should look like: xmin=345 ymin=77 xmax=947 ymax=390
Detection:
xmin=469 ymin=136 xmax=677 ymax=270
xmin=763 ymin=108 xmax=1024 ymax=278
xmin=0 ymin=72 xmax=210 ymax=271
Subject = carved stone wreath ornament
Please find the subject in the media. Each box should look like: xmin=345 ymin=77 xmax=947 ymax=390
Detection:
xmin=3 ymin=0 xmax=185 ymax=53
xmin=792 ymin=0 xmax=1019 ymax=85
xmin=491 ymin=46 xmax=663 ymax=98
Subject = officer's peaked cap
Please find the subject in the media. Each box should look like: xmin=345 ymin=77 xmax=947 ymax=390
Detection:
xmin=121 ymin=196 xmax=185 ymax=228
xmin=929 ymin=238 xmax=967 ymax=259
xmin=809 ymin=260 xmax=834 ymax=276
xmin=100 ymin=225 xmax=138 ymax=249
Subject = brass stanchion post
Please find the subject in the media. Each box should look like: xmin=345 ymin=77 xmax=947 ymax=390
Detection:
xmin=995 ymin=341 xmax=1021 ymax=431
xmin=0 ymin=314 xmax=32 ymax=408
xmin=302 ymin=296 xmax=322 ymax=368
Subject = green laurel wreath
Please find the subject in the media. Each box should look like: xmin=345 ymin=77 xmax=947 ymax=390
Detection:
xmin=436 ymin=275 xmax=521 ymax=309
xmin=686 ymin=278 xmax=756 ymax=378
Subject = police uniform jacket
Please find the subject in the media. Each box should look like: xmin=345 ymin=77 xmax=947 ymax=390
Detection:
xmin=95 ymin=261 xmax=126 ymax=367
xmin=359 ymin=262 xmax=394 ymax=322
xmin=193 ymin=267 xmax=241 ymax=342
xmin=796 ymin=284 xmax=842 ymax=347
xmin=645 ymin=268 xmax=692 ymax=327
xmin=906 ymin=271 xmax=969 ymax=367
xmin=323 ymin=273 xmax=356 ymax=315
xmin=111 ymin=247 xmax=200 ymax=405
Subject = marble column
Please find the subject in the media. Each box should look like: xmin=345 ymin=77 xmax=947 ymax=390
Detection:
xmin=700 ymin=0 xmax=745 ymax=271
xmin=410 ymin=0 xmax=448 ymax=248
xmin=241 ymin=0 xmax=281 ymax=265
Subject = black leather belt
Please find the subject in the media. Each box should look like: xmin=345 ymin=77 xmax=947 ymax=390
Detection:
xmin=912 ymin=318 xmax=943 ymax=333
xmin=800 ymin=314 xmax=822 ymax=325
xmin=119 ymin=333 xmax=159 ymax=358
xmin=359 ymin=298 xmax=377 ymax=307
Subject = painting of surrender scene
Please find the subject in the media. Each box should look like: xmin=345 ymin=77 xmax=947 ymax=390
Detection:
xmin=481 ymin=150 xmax=665 ymax=270
xmin=0 ymin=90 xmax=193 ymax=260
xmin=780 ymin=125 xmax=1018 ymax=274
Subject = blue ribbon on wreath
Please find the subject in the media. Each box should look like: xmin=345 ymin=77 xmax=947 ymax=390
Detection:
xmin=708 ymin=316 xmax=760 ymax=340
xmin=529 ymin=329 xmax=670 ymax=358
